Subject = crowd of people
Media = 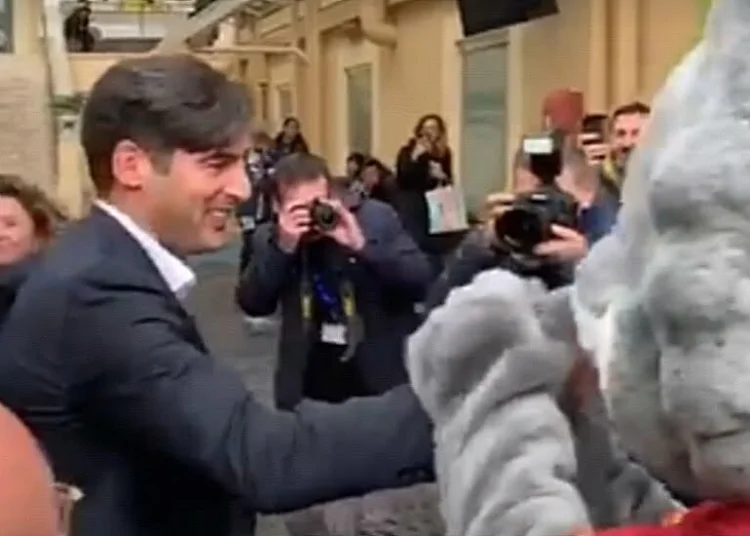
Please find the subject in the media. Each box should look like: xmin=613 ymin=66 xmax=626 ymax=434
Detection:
xmin=0 ymin=34 xmax=702 ymax=536
xmin=4 ymin=0 xmax=750 ymax=534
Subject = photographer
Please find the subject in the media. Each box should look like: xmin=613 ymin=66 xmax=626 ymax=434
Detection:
xmin=425 ymin=133 xmax=587 ymax=311
xmin=237 ymin=153 xmax=432 ymax=410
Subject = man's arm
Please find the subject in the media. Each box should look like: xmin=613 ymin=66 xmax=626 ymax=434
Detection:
xmin=71 ymin=287 xmax=433 ymax=514
xmin=355 ymin=202 xmax=432 ymax=298
xmin=236 ymin=223 xmax=295 ymax=316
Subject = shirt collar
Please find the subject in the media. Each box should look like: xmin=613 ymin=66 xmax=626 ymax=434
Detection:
xmin=95 ymin=200 xmax=196 ymax=300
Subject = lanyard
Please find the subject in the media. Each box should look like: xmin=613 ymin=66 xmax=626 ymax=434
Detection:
xmin=300 ymin=250 xmax=356 ymax=325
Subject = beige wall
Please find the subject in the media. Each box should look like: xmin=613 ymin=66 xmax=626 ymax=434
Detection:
xmin=255 ymin=0 xmax=461 ymax=175
xmin=13 ymin=0 xmax=43 ymax=56
xmin=253 ymin=0 xmax=702 ymax=185
xmin=515 ymin=0 xmax=702 ymax=127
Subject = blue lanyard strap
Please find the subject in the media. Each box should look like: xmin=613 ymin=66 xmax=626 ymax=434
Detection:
xmin=299 ymin=250 xmax=356 ymax=323
xmin=311 ymin=273 xmax=343 ymax=319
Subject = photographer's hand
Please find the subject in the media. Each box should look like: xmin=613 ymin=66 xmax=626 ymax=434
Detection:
xmin=323 ymin=199 xmax=365 ymax=252
xmin=533 ymin=224 xmax=588 ymax=263
xmin=277 ymin=204 xmax=311 ymax=254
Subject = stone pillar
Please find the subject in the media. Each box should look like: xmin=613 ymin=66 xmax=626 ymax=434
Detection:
xmin=303 ymin=0 xmax=322 ymax=151
xmin=609 ymin=0 xmax=642 ymax=106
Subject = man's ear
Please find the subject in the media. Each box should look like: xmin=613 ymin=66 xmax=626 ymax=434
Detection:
xmin=110 ymin=140 xmax=153 ymax=190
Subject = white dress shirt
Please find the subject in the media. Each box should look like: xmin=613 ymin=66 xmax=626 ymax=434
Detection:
xmin=95 ymin=200 xmax=196 ymax=300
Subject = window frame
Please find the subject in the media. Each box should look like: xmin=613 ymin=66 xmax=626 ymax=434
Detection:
xmin=458 ymin=28 xmax=510 ymax=210
xmin=345 ymin=62 xmax=374 ymax=156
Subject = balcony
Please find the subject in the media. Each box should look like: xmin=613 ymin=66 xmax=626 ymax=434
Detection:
xmin=61 ymin=0 xmax=194 ymax=40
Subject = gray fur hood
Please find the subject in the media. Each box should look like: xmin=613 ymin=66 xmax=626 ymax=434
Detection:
xmin=574 ymin=0 xmax=750 ymax=501
xmin=407 ymin=271 xmax=675 ymax=535
xmin=407 ymin=1 xmax=750 ymax=534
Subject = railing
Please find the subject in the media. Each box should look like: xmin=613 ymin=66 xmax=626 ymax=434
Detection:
xmin=59 ymin=1 xmax=195 ymax=15
xmin=62 ymin=0 xmax=194 ymax=40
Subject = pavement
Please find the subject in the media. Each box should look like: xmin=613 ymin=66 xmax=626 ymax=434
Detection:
xmin=185 ymin=240 xmax=289 ymax=536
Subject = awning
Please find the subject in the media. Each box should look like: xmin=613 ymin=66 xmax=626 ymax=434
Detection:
xmin=155 ymin=0 xmax=294 ymax=53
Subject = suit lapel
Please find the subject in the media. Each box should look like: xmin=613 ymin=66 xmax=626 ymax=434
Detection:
xmin=87 ymin=208 xmax=210 ymax=353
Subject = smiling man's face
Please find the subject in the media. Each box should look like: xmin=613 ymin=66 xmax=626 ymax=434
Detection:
xmin=611 ymin=112 xmax=649 ymax=169
xmin=150 ymin=137 xmax=252 ymax=255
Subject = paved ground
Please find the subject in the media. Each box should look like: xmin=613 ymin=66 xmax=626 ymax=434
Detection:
xmin=186 ymin=240 xmax=289 ymax=536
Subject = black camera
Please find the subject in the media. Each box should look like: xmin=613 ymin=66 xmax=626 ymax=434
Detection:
xmin=309 ymin=199 xmax=339 ymax=232
xmin=493 ymin=187 xmax=578 ymax=254
xmin=493 ymin=131 xmax=579 ymax=253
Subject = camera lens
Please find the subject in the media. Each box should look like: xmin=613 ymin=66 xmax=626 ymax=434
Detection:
xmin=495 ymin=208 xmax=545 ymax=252
xmin=310 ymin=201 xmax=339 ymax=231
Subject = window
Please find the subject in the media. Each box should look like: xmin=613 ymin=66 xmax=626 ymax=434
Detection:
xmin=277 ymin=84 xmax=293 ymax=120
xmin=460 ymin=39 xmax=508 ymax=211
xmin=346 ymin=64 xmax=373 ymax=155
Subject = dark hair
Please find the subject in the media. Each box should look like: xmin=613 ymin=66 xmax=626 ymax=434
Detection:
xmin=272 ymin=153 xmax=331 ymax=198
xmin=612 ymin=101 xmax=651 ymax=121
xmin=0 ymin=174 xmax=67 ymax=239
xmin=80 ymin=54 xmax=251 ymax=194
xmin=363 ymin=157 xmax=391 ymax=176
xmin=282 ymin=117 xmax=300 ymax=129
xmin=347 ymin=152 xmax=366 ymax=168
xmin=274 ymin=116 xmax=309 ymax=153
xmin=581 ymin=113 xmax=609 ymax=134
xmin=412 ymin=114 xmax=447 ymax=138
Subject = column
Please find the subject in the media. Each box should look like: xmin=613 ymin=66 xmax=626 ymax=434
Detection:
xmin=609 ymin=0 xmax=641 ymax=107
xmin=303 ymin=0 xmax=322 ymax=151
xmin=586 ymin=0 xmax=609 ymax=113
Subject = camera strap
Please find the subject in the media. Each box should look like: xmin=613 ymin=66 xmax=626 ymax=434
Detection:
xmin=300 ymin=250 xmax=361 ymax=362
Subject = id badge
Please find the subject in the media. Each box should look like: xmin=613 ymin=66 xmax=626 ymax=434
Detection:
xmin=320 ymin=323 xmax=347 ymax=345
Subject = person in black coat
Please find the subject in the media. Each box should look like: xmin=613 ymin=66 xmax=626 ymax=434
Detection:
xmin=273 ymin=116 xmax=310 ymax=158
xmin=394 ymin=114 xmax=454 ymax=276
xmin=0 ymin=55 xmax=433 ymax=536
xmin=360 ymin=157 xmax=397 ymax=206
xmin=237 ymin=153 xmax=432 ymax=410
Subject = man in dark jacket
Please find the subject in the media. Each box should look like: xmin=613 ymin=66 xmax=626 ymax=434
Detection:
xmin=237 ymin=153 xmax=432 ymax=410
xmin=0 ymin=55 xmax=433 ymax=536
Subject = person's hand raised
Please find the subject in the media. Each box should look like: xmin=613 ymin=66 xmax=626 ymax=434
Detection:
xmin=276 ymin=203 xmax=311 ymax=254
xmin=533 ymin=224 xmax=589 ymax=263
xmin=412 ymin=137 xmax=431 ymax=160
xmin=321 ymin=198 xmax=365 ymax=252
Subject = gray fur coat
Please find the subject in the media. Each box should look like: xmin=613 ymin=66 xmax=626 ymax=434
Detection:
xmin=407 ymin=271 xmax=676 ymax=536
xmin=407 ymin=0 xmax=750 ymax=534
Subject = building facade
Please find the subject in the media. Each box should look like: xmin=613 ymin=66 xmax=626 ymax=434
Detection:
xmin=251 ymin=0 xmax=706 ymax=209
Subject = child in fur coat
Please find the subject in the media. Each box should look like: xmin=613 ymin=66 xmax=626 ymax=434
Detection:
xmin=407 ymin=0 xmax=750 ymax=534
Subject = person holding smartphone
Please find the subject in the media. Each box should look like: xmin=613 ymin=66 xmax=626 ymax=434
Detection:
xmin=394 ymin=114 xmax=454 ymax=277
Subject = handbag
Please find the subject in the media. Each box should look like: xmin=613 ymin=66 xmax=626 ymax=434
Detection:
xmin=425 ymin=185 xmax=469 ymax=234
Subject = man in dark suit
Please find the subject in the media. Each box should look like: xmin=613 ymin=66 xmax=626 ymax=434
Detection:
xmin=0 ymin=55 xmax=432 ymax=536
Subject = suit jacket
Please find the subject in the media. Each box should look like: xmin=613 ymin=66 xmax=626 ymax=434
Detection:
xmin=0 ymin=208 xmax=433 ymax=536
xmin=0 ymin=256 xmax=37 ymax=326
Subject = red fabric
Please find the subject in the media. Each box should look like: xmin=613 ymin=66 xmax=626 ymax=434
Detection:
xmin=541 ymin=88 xmax=584 ymax=134
xmin=587 ymin=502 xmax=750 ymax=536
